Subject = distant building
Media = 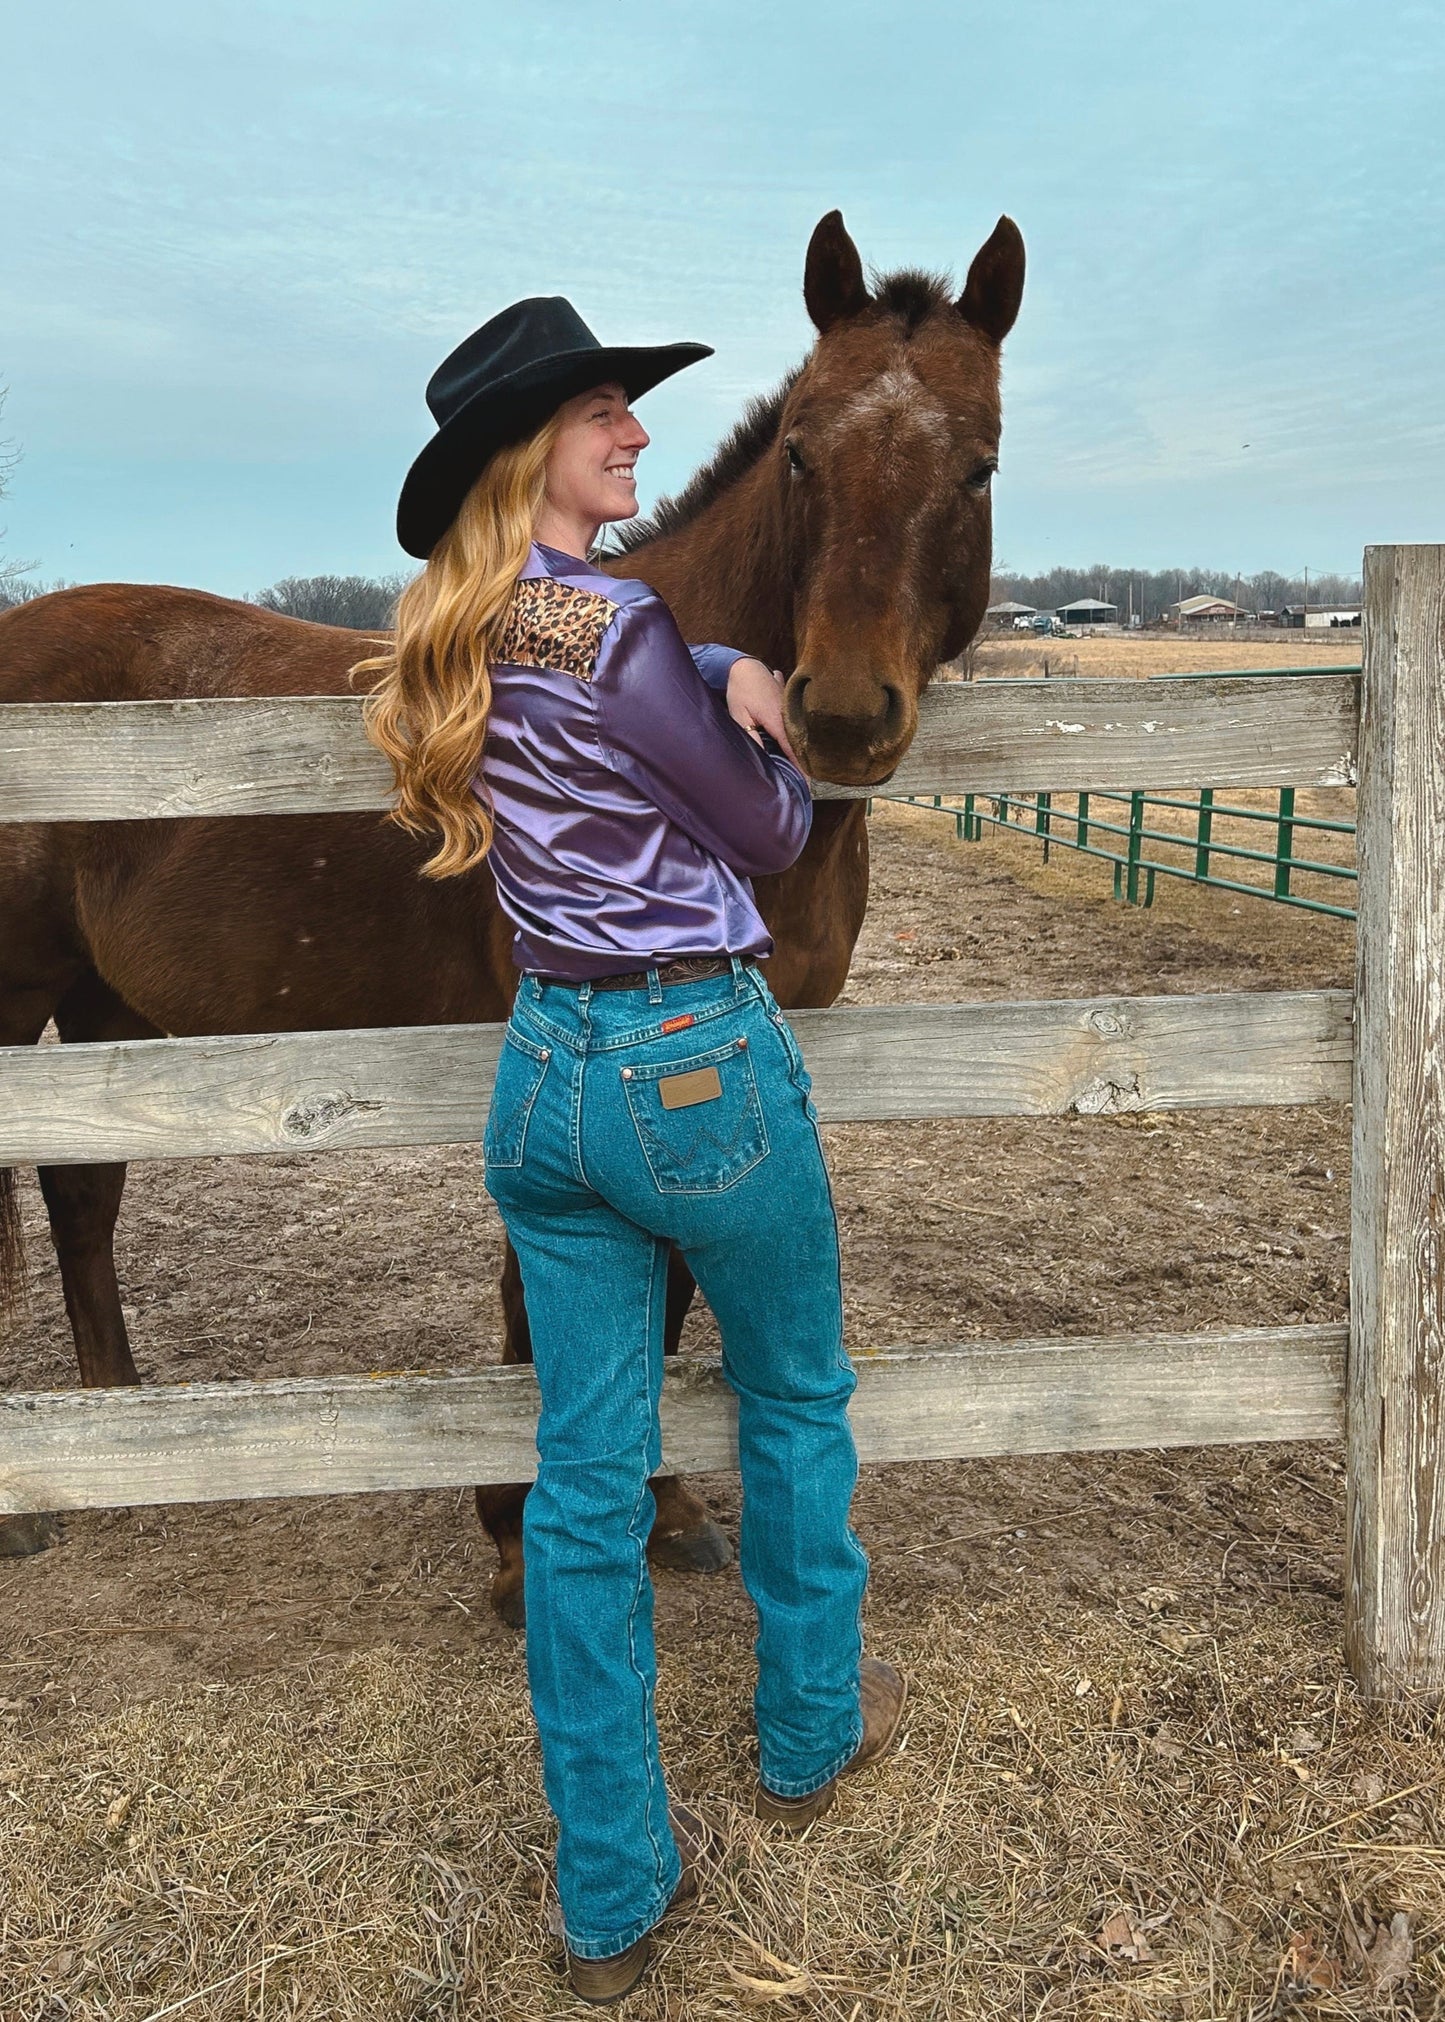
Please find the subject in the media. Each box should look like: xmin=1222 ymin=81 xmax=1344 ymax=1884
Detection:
xmin=1281 ymin=604 xmax=1361 ymax=629
xmin=1169 ymin=594 xmax=1253 ymax=623
xmin=986 ymin=599 xmax=1036 ymax=626
xmin=1055 ymin=597 xmax=1118 ymax=631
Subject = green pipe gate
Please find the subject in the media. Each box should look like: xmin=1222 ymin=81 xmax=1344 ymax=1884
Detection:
xmin=877 ymin=663 xmax=1361 ymax=920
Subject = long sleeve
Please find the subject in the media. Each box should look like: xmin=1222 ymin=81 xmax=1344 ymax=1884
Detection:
xmin=593 ymin=593 xmax=812 ymax=878
xmin=688 ymin=642 xmax=743 ymax=694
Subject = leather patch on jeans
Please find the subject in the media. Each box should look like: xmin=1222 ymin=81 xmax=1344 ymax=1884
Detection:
xmin=658 ymin=1066 xmax=723 ymax=1110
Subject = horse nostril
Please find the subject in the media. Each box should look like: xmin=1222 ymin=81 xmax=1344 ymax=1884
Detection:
xmin=877 ymin=684 xmax=905 ymax=744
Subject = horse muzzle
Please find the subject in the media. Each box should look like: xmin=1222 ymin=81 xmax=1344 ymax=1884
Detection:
xmin=783 ymin=672 xmax=918 ymax=788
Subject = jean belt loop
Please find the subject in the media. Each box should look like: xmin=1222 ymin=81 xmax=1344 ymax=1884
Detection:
xmin=527 ymin=973 xmax=543 ymax=1002
xmin=578 ymin=979 xmax=594 ymax=1010
xmin=729 ymin=953 xmax=748 ymax=998
xmin=646 ymin=965 xmax=664 ymax=1006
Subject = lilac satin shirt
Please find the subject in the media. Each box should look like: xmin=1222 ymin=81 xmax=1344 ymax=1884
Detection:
xmin=472 ymin=541 xmax=812 ymax=980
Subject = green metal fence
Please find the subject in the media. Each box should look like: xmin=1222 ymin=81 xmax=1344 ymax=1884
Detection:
xmin=873 ymin=664 xmax=1360 ymax=921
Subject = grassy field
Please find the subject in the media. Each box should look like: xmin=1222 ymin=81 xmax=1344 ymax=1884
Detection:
xmin=967 ymin=630 xmax=1362 ymax=682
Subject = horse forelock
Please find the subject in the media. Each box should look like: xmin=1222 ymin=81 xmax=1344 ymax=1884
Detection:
xmin=868 ymin=267 xmax=955 ymax=335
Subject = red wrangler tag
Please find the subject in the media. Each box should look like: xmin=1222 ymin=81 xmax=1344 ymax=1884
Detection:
xmin=659 ymin=1013 xmax=696 ymax=1035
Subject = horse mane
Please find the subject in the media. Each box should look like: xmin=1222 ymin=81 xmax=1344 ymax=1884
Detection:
xmin=609 ymin=266 xmax=956 ymax=556
xmin=608 ymin=368 xmax=802 ymax=556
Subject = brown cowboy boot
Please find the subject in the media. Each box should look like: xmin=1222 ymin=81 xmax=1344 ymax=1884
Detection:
xmin=565 ymin=1801 xmax=710 ymax=2006
xmin=755 ymin=1657 xmax=907 ymax=1832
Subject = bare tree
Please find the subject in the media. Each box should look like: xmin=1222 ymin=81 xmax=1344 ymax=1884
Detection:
xmin=250 ymin=573 xmax=411 ymax=630
xmin=0 ymin=386 xmax=36 ymax=603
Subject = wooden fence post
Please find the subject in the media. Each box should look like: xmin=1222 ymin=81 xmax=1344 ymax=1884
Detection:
xmin=1347 ymin=544 xmax=1445 ymax=1700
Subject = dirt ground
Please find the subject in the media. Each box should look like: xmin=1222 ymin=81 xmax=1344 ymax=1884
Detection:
xmin=5 ymin=653 xmax=1434 ymax=2018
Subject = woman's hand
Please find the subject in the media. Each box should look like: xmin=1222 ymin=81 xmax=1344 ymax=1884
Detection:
xmin=725 ymin=656 xmax=799 ymax=764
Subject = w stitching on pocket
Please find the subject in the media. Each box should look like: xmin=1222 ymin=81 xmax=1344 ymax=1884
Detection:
xmin=622 ymin=1040 xmax=769 ymax=1194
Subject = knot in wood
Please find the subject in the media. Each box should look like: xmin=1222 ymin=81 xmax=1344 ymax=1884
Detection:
xmin=1087 ymin=1007 xmax=1128 ymax=1037
xmin=1072 ymin=1074 xmax=1144 ymax=1116
xmin=281 ymin=1091 xmax=364 ymax=1140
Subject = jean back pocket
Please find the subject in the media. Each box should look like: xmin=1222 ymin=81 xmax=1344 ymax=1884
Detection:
xmin=621 ymin=1037 xmax=769 ymax=1194
xmin=484 ymin=1024 xmax=551 ymax=1169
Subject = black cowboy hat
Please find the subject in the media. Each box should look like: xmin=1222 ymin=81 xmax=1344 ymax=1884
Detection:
xmin=396 ymin=296 xmax=712 ymax=558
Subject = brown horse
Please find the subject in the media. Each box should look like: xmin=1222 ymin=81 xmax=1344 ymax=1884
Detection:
xmin=0 ymin=210 xmax=1023 ymax=1619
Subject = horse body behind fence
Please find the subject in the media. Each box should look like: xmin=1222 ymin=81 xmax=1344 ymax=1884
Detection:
xmin=0 ymin=209 xmax=1025 ymax=1616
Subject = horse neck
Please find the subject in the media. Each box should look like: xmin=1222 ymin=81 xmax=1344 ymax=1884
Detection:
xmin=622 ymin=457 xmax=794 ymax=667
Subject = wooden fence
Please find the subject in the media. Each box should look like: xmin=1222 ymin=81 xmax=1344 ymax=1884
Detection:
xmin=0 ymin=545 xmax=1441 ymax=1702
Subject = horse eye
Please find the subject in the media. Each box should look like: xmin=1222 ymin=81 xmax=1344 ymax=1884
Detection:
xmin=965 ymin=459 xmax=998 ymax=494
xmin=784 ymin=438 xmax=806 ymax=476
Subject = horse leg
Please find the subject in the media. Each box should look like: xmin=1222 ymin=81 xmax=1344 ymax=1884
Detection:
xmin=474 ymin=1241 xmax=731 ymax=1627
xmin=0 ymin=982 xmax=72 ymax=1558
xmin=474 ymin=1241 xmax=533 ymax=1629
xmin=1 ymin=969 xmax=144 ymax=1551
xmin=646 ymin=1247 xmax=732 ymax=1573
xmin=35 ymin=972 xmax=163 ymax=1391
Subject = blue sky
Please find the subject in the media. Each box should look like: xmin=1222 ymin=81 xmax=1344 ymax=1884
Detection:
xmin=4 ymin=0 xmax=1441 ymax=594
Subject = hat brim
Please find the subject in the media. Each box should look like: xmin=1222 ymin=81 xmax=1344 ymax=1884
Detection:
xmin=396 ymin=341 xmax=712 ymax=559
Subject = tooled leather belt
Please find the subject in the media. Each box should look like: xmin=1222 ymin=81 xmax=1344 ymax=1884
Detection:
xmin=529 ymin=954 xmax=755 ymax=992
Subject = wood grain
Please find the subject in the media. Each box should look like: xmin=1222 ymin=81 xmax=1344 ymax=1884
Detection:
xmin=0 ymin=1324 xmax=1345 ymax=1513
xmin=0 ymin=990 xmax=1354 ymax=1165
xmin=0 ymin=696 xmax=395 ymax=820
xmin=1346 ymin=545 xmax=1445 ymax=1700
xmin=0 ymin=674 xmax=1360 ymax=821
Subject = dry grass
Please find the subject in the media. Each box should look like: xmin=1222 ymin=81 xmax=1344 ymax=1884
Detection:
xmin=967 ymin=634 xmax=1362 ymax=683
xmin=4 ymin=1550 xmax=1444 ymax=2021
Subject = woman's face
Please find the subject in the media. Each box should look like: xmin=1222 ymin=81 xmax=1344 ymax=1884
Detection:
xmin=543 ymin=382 xmax=650 ymax=529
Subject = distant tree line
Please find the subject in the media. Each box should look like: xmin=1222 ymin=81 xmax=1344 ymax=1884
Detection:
xmin=249 ymin=573 xmax=411 ymax=628
xmin=1 ymin=571 xmax=415 ymax=624
xmin=0 ymin=576 xmax=70 ymax=610
xmin=991 ymin=565 xmax=1363 ymax=624
xmin=3 ymin=561 xmax=1368 ymax=632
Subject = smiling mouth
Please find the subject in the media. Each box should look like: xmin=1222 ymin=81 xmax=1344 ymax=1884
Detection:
xmin=605 ymin=465 xmax=636 ymax=482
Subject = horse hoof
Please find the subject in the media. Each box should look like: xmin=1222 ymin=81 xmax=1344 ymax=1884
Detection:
xmin=648 ymin=1517 xmax=732 ymax=1575
xmin=0 ymin=1514 xmax=60 ymax=1557
xmin=491 ymin=1578 xmax=527 ymax=1631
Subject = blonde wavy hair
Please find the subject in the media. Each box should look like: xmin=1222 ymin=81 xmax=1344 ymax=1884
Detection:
xmin=352 ymin=409 xmax=564 ymax=878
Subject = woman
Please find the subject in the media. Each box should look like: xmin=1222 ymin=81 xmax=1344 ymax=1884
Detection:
xmin=358 ymin=296 xmax=905 ymax=2005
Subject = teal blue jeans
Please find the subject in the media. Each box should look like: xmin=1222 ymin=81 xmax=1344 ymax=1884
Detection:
xmin=483 ymin=956 xmax=867 ymax=1962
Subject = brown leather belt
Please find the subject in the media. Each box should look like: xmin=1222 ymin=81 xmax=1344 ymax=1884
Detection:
xmin=529 ymin=954 xmax=751 ymax=992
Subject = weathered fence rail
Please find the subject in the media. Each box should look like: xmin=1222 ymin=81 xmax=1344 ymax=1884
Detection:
xmin=0 ymin=672 xmax=1359 ymax=819
xmin=0 ymin=1326 xmax=1345 ymax=1512
xmin=3 ymin=544 xmax=1443 ymax=1705
xmin=0 ymin=990 xmax=1353 ymax=1165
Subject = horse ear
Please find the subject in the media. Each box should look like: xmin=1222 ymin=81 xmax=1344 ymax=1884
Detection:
xmin=957 ymin=216 xmax=1025 ymax=345
xmin=804 ymin=211 xmax=870 ymax=333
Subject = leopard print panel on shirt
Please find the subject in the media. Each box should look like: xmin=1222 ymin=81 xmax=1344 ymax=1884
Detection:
xmin=495 ymin=577 xmax=620 ymax=682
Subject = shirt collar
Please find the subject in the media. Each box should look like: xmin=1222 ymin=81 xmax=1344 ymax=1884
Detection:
xmin=523 ymin=538 xmax=592 ymax=580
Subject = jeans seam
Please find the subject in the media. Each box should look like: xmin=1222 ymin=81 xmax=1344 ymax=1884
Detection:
xmin=588 ymin=995 xmax=744 ymax=1048
xmin=761 ymin=1717 xmax=865 ymax=1800
xmin=625 ymin=1247 xmax=669 ymax=1890
xmin=563 ymin=1867 xmax=680 ymax=1961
